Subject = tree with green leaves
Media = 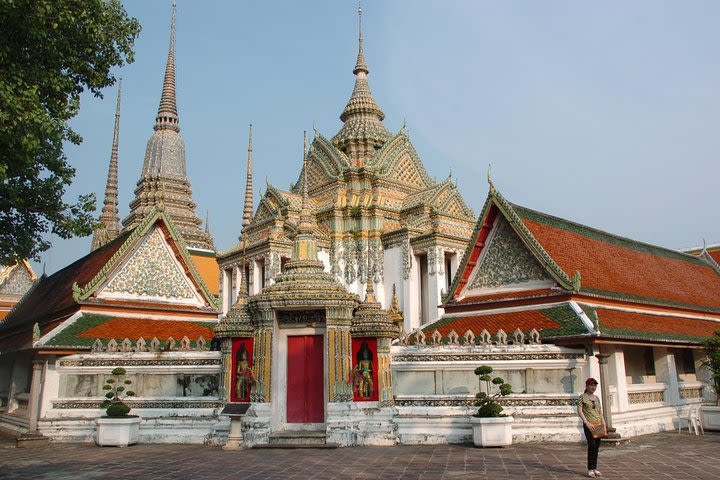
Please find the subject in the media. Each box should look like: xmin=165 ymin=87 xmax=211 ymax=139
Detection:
xmin=703 ymin=330 xmax=720 ymax=406
xmin=0 ymin=0 xmax=140 ymax=264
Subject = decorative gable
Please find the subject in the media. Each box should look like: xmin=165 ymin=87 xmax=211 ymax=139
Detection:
xmin=97 ymin=227 xmax=205 ymax=305
xmin=0 ymin=262 xmax=35 ymax=296
xmin=391 ymin=153 xmax=425 ymax=186
xmin=466 ymin=216 xmax=551 ymax=291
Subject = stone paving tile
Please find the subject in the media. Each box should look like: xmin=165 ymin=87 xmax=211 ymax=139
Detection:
xmin=0 ymin=430 xmax=719 ymax=479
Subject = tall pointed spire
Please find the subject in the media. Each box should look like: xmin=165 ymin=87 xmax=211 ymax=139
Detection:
xmin=155 ymin=1 xmax=179 ymax=132
xmin=123 ymin=3 xmax=214 ymax=251
xmin=333 ymin=2 xmax=390 ymax=165
xmin=91 ymin=78 xmax=123 ymax=251
xmin=354 ymin=2 xmax=368 ymax=75
xmin=242 ymin=123 xmax=254 ymax=229
xmin=289 ymin=131 xmax=322 ymax=269
xmin=298 ymin=130 xmax=313 ymax=234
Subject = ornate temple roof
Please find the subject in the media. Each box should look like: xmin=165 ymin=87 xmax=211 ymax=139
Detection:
xmin=41 ymin=314 xmax=215 ymax=349
xmin=439 ymin=184 xmax=720 ymax=346
xmin=92 ymin=80 xmax=123 ymax=252
xmin=249 ymin=137 xmax=358 ymax=311
xmin=0 ymin=208 xmax=218 ymax=344
xmin=121 ymin=4 xmax=214 ymax=251
xmin=448 ymin=185 xmax=720 ymax=313
xmin=332 ymin=4 xmax=391 ymax=164
xmin=424 ymin=304 xmax=588 ymax=341
xmin=425 ymin=300 xmax=720 ymax=345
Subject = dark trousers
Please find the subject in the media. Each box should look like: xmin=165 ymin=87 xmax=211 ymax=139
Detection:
xmin=583 ymin=425 xmax=601 ymax=470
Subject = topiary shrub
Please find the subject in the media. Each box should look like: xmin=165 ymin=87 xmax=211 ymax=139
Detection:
xmin=474 ymin=365 xmax=512 ymax=417
xmin=100 ymin=367 xmax=136 ymax=417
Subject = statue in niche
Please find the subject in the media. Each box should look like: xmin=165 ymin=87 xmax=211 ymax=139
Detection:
xmin=352 ymin=341 xmax=374 ymax=399
xmin=235 ymin=343 xmax=255 ymax=400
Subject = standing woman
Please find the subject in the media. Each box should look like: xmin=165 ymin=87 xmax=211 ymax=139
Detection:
xmin=578 ymin=378 xmax=606 ymax=478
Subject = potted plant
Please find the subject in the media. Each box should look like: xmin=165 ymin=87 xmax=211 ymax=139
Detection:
xmin=96 ymin=367 xmax=141 ymax=446
xmin=469 ymin=365 xmax=514 ymax=447
xmin=700 ymin=330 xmax=720 ymax=431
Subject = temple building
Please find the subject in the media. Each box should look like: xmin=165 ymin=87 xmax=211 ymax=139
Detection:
xmin=217 ymin=6 xmax=475 ymax=331
xmin=1 ymin=4 xmax=718 ymax=446
xmin=399 ymin=182 xmax=720 ymax=441
xmin=0 ymin=4 xmax=220 ymax=441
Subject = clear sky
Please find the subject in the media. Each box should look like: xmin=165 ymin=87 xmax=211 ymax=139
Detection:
xmin=35 ymin=0 xmax=720 ymax=274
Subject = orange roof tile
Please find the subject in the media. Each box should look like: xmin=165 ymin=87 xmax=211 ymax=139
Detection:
xmin=594 ymin=307 xmax=720 ymax=339
xmin=458 ymin=288 xmax=565 ymax=304
xmin=190 ymin=254 xmax=219 ymax=296
xmin=78 ymin=317 xmax=215 ymax=340
xmin=514 ymin=206 xmax=720 ymax=311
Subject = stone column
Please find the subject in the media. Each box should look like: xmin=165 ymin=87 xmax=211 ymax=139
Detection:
xmin=654 ymin=348 xmax=680 ymax=406
xmin=251 ymin=310 xmax=274 ymax=403
xmin=220 ymin=339 xmax=233 ymax=402
xmin=426 ymin=246 xmax=445 ymax=323
xmin=402 ymin=243 xmax=419 ymax=332
xmin=28 ymin=360 xmax=45 ymax=432
xmin=377 ymin=337 xmax=393 ymax=406
xmin=607 ymin=346 xmax=629 ymax=413
xmin=327 ymin=306 xmax=354 ymax=402
xmin=595 ymin=353 xmax=620 ymax=439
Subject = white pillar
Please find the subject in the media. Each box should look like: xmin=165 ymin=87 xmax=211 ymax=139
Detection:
xmin=403 ymin=252 xmax=419 ymax=332
xmin=28 ymin=360 xmax=44 ymax=432
xmin=654 ymin=347 xmax=680 ymax=406
xmin=426 ymin=247 xmax=445 ymax=323
xmin=607 ymin=346 xmax=629 ymax=413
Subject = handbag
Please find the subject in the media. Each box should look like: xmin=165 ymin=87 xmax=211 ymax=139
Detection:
xmin=588 ymin=423 xmax=607 ymax=439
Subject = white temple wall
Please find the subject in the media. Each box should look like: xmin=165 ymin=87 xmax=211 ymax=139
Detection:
xmin=383 ymin=245 xmax=403 ymax=311
xmin=37 ymin=351 xmax=224 ymax=443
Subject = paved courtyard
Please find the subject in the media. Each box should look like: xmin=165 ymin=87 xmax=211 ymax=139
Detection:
xmin=1 ymin=429 xmax=719 ymax=479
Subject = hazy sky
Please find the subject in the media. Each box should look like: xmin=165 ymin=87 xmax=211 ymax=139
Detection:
xmin=36 ymin=0 xmax=720 ymax=274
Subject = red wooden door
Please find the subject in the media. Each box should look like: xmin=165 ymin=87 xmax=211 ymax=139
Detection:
xmin=286 ymin=335 xmax=324 ymax=423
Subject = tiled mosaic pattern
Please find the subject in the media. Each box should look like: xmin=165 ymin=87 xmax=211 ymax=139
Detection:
xmin=104 ymin=228 xmax=197 ymax=299
xmin=468 ymin=216 xmax=549 ymax=290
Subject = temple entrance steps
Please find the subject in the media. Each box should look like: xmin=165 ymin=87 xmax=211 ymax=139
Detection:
xmin=254 ymin=430 xmax=338 ymax=449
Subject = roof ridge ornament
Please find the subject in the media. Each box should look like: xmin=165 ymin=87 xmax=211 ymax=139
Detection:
xmin=487 ymin=163 xmax=495 ymax=194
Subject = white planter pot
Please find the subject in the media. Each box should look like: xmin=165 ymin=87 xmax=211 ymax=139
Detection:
xmin=469 ymin=415 xmax=514 ymax=447
xmin=96 ymin=416 xmax=141 ymax=447
xmin=700 ymin=405 xmax=720 ymax=431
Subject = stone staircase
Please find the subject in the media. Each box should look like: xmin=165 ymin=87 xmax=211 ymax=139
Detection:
xmin=255 ymin=430 xmax=338 ymax=449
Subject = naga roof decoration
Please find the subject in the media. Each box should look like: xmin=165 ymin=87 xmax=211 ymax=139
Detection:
xmin=446 ymin=183 xmax=720 ymax=314
xmin=91 ymin=79 xmax=122 ymax=252
xmin=121 ymin=3 xmax=213 ymax=251
xmin=578 ymin=304 xmax=720 ymax=344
